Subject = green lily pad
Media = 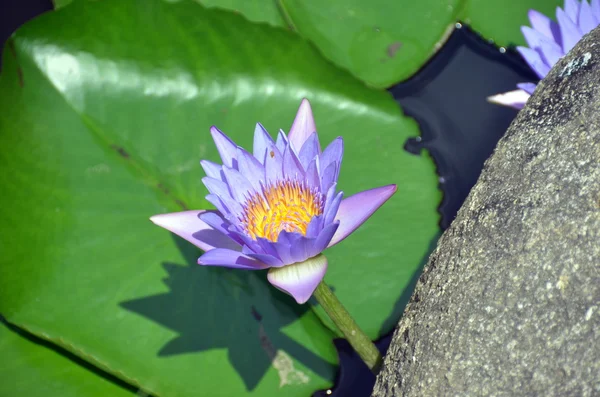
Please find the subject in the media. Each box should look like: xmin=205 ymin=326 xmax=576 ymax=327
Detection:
xmin=0 ymin=0 xmax=439 ymax=394
xmin=0 ymin=322 xmax=134 ymax=397
xmin=178 ymin=0 xmax=562 ymax=88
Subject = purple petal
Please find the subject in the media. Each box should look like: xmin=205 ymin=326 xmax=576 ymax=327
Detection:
xmin=309 ymin=221 xmax=339 ymax=257
xmin=563 ymin=0 xmax=580 ymax=22
xmin=517 ymin=46 xmax=551 ymax=78
xmin=200 ymin=160 xmax=223 ymax=180
xmin=288 ymin=99 xmax=318 ymax=153
xmin=487 ymin=89 xmax=530 ymax=109
xmin=298 ymin=133 xmax=320 ymax=170
xmin=264 ymin=141 xmax=284 ymax=184
xmin=579 ymin=0 xmax=599 ymax=35
xmin=305 ymin=215 xmax=324 ymax=239
xmin=247 ymin=252 xmax=283 ymax=267
xmin=538 ymin=39 xmax=564 ymax=66
xmin=305 ymin=157 xmax=321 ymax=189
xmin=272 ymin=241 xmax=294 ymax=265
xmin=206 ymin=192 xmax=243 ymax=219
xmin=236 ymin=147 xmax=265 ymax=192
xmin=289 ymin=236 xmax=312 ymax=264
xmin=522 ymin=26 xmax=564 ymax=65
xmin=320 ymin=162 xmax=337 ymax=193
xmin=592 ymin=0 xmax=600 ymax=22
xmin=319 ymin=137 xmax=344 ymax=178
xmin=198 ymin=248 xmax=268 ymax=269
xmin=202 ymin=177 xmax=233 ymax=201
xmin=324 ymin=191 xmax=343 ymax=226
xmin=528 ymin=9 xmax=559 ymax=39
xmin=328 ymin=184 xmax=397 ymax=248
xmin=267 ymin=254 xmax=327 ymax=304
xmin=210 ymin=126 xmax=238 ymax=169
xmin=222 ymin=166 xmax=255 ymax=203
xmin=517 ymin=82 xmax=538 ymax=95
xmin=253 ymin=123 xmax=274 ymax=164
xmin=205 ymin=194 xmax=230 ymax=216
xmin=283 ymin=145 xmax=305 ymax=180
xmin=276 ymin=130 xmax=289 ymax=154
xmin=556 ymin=7 xmax=583 ymax=53
xmin=150 ymin=210 xmax=241 ymax=252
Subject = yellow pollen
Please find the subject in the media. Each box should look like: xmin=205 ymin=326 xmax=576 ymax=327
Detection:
xmin=241 ymin=180 xmax=323 ymax=242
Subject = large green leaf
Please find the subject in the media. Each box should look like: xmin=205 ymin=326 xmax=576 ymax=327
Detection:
xmin=0 ymin=322 xmax=134 ymax=397
xmin=0 ymin=0 xmax=439 ymax=395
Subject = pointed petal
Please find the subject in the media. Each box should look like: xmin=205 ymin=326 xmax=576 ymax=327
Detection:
xmin=563 ymin=0 xmax=580 ymax=22
xmin=592 ymin=0 xmax=600 ymax=22
xmin=205 ymin=194 xmax=230 ymax=216
xmin=198 ymin=248 xmax=268 ymax=269
xmin=288 ymin=99 xmax=318 ymax=153
xmin=253 ymin=123 xmax=274 ymax=164
xmin=309 ymin=221 xmax=339 ymax=258
xmin=264 ymin=141 xmax=284 ymax=184
xmin=517 ymin=46 xmax=551 ymax=78
xmin=202 ymin=176 xmax=233 ymax=201
xmin=521 ymin=27 xmax=564 ymax=65
xmin=538 ymin=39 xmax=564 ymax=66
xmin=210 ymin=126 xmax=238 ymax=169
xmin=247 ymin=252 xmax=284 ymax=267
xmin=328 ymin=184 xmax=397 ymax=248
xmin=305 ymin=215 xmax=324 ymax=239
xmin=276 ymin=129 xmax=289 ymax=154
xmin=324 ymin=191 xmax=344 ymax=226
xmin=579 ymin=0 xmax=598 ymax=35
xmin=305 ymin=156 xmax=321 ymax=189
xmin=487 ymin=89 xmax=530 ymax=109
xmin=267 ymin=255 xmax=327 ymax=304
xmin=556 ymin=7 xmax=583 ymax=53
xmin=283 ymin=144 xmax=305 ymax=180
xmin=517 ymin=82 xmax=537 ymax=95
xmin=150 ymin=210 xmax=240 ymax=252
xmin=319 ymin=137 xmax=344 ymax=179
xmin=222 ymin=166 xmax=254 ymax=203
xmin=206 ymin=192 xmax=243 ymax=219
xmin=320 ymin=162 xmax=338 ymax=193
xmin=289 ymin=236 xmax=312 ymax=264
xmin=528 ymin=9 xmax=558 ymax=39
xmin=200 ymin=160 xmax=223 ymax=180
xmin=298 ymin=133 xmax=320 ymax=170
xmin=236 ymin=147 xmax=265 ymax=192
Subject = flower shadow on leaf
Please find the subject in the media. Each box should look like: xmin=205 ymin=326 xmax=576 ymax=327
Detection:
xmin=120 ymin=236 xmax=334 ymax=391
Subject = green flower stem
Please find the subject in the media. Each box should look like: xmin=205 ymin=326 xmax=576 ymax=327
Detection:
xmin=313 ymin=280 xmax=383 ymax=374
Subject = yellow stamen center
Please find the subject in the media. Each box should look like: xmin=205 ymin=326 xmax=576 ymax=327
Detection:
xmin=241 ymin=179 xmax=323 ymax=242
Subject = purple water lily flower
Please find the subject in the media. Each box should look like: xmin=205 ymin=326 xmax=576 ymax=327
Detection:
xmin=488 ymin=0 xmax=600 ymax=109
xmin=150 ymin=100 xmax=397 ymax=304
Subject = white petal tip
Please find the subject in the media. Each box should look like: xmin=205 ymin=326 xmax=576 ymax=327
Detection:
xmin=487 ymin=90 xmax=530 ymax=109
xmin=267 ymin=255 xmax=327 ymax=304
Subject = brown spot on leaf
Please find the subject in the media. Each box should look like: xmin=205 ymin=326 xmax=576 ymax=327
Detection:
xmin=270 ymin=150 xmax=275 ymax=158
xmin=110 ymin=144 xmax=130 ymax=159
xmin=251 ymin=306 xmax=262 ymax=322
xmin=157 ymin=183 xmax=170 ymax=195
xmin=175 ymin=200 xmax=188 ymax=210
xmin=8 ymin=41 xmax=24 ymax=87
xmin=387 ymin=42 xmax=402 ymax=58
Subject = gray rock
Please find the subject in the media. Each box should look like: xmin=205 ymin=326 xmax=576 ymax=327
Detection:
xmin=372 ymin=26 xmax=600 ymax=397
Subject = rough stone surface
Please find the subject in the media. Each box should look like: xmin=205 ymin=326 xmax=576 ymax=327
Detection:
xmin=372 ymin=27 xmax=600 ymax=397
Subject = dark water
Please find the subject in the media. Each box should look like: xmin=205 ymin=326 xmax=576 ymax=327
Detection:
xmin=314 ymin=23 xmax=539 ymax=397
